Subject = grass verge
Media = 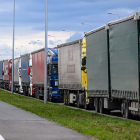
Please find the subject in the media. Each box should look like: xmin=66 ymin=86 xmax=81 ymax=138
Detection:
xmin=0 ymin=89 xmax=140 ymax=140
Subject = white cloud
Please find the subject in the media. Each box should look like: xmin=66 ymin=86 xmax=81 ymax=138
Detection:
xmin=0 ymin=26 xmax=76 ymax=60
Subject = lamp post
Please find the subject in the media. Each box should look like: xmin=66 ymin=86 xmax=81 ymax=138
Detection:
xmin=62 ymin=30 xmax=71 ymax=41
xmin=16 ymin=48 xmax=21 ymax=55
xmin=21 ymin=46 xmax=26 ymax=54
xmin=108 ymin=13 xmax=120 ymax=19
xmin=81 ymin=23 xmax=92 ymax=30
xmin=48 ymin=35 xmax=57 ymax=47
xmin=12 ymin=0 xmax=15 ymax=94
xmin=44 ymin=0 xmax=48 ymax=103
xmin=29 ymin=43 xmax=35 ymax=51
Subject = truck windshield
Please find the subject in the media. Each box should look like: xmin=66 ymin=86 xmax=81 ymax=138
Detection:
xmin=51 ymin=65 xmax=58 ymax=75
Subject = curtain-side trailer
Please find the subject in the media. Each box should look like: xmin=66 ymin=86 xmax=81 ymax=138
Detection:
xmin=0 ymin=61 xmax=3 ymax=88
xmin=85 ymin=12 xmax=140 ymax=118
xmin=58 ymin=39 xmax=93 ymax=108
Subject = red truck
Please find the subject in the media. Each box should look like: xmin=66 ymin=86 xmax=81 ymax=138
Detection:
xmin=3 ymin=59 xmax=12 ymax=90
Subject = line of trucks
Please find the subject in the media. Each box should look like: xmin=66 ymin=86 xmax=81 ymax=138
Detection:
xmin=0 ymin=12 xmax=140 ymax=118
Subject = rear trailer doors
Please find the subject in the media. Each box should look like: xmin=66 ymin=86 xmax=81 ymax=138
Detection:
xmin=85 ymin=26 xmax=110 ymax=98
xmin=21 ymin=54 xmax=30 ymax=85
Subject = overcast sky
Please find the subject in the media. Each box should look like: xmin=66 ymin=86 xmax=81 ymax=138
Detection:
xmin=0 ymin=0 xmax=140 ymax=59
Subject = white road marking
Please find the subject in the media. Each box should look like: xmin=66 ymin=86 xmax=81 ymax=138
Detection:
xmin=0 ymin=135 xmax=5 ymax=140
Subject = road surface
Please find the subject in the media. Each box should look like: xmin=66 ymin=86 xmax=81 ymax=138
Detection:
xmin=0 ymin=101 xmax=93 ymax=140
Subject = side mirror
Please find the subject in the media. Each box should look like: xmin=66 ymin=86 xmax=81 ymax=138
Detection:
xmin=28 ymin=67 xmax=30 ymax=75
xmin=81 ymin=67 xmax=86 ymax=71
xmin=82 ymin=57 xmax=86 ymax=65
xmin=2 ymin=71 xmax=4 ymax=75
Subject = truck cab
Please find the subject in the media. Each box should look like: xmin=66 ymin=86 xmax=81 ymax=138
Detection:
xmin=47 ymin=48 xmax=61 ymax=101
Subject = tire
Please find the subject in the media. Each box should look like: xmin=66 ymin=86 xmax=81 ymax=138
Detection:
xmin=64 ymin=90 xmax=66 ymax=105
xmin=99 ymin=98 xmax=104 ymax=113
xmin=77 ymin=93 xmax=80 ymax=108
xmin=67 ymin=90 xmax=70 ymax=106
xmin=121 ymin=101 xmax=125 ymax=118
xmin=95 ymin=98 xmax=99 ymax=113
xmin=84 ymin=97 xmax=89 ymax=110
xmin=35 ymin=88 xmax=39 ymax=99
xmin=122 ymin=100 xmax=131 ymax=119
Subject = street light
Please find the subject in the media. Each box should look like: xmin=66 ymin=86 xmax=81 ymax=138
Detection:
xmin=44 ymin=0 xmax=48 ymax=103
xmin=108 ymin=13 xmax=120 ymax=19
xmin=29 ymin=43 xmax=35 ymax=51
xmin=16 ymin=48 xmax=21 ymax=55
xmin=21 ymin=46 xmax=26 ymax=54
xmin=48 ymin=35 xmax=57 ymax=47
xmin=81 ymin=23 xmax=92 ymax=30
xmin=7 ymin=52 xmax=11 ymax=59
xmin=12 ymin=0 xmax=15 ymax=94
xmin=62 ymin=30 xmax=71 ymax=41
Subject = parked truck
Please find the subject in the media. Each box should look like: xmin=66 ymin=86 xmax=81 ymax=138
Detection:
xmin=3 ymin=59 xmax=12 ymax=90
xmin=31 ymin=48 xmax=60 ymax=101
xmin=20 ymin=54 xmax=30 ymax=96
xmin=13 ymin=57 xmax=23 ymax=93
xmin=58 ymin=39 xmax=93 ymax=108
xmin=85 ymin=12 xmax=140 ymax=118
xmin=0 ymin=61 xmax=3 ymax=88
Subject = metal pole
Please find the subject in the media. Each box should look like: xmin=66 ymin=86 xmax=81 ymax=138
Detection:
xmin=12 ymin=0 xmax=15 ymax=94
xmin=44 ymin=0 xmax=48 ymax=103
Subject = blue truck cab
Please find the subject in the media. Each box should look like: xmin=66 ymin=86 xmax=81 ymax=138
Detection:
xmin=47 ymin=48 xmax=61 ymax=101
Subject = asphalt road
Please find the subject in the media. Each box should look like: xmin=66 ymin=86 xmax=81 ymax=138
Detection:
xmin=0 ymin=101 xmax=93 ymax=140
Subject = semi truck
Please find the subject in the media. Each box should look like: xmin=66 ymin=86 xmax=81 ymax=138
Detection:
xmin=20 ymin=54 xmax=30 ymax=96
xmin=31 ymin=48 xmax=61 ymax=101
xmin=2 ymin=59 xmax=12 ymax=90
xmin=58 ymin=39 xmax=93 ymax=108
xmin=13 ymin=57 xmax=23 ymax=94
xmin=85 ymin=12 xmax=140 ymax=118
xmin=0 ymin=61 xmax=3 ymax=88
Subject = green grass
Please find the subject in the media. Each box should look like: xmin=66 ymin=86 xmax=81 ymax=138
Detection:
xmin=0 ymin=89 xmax=140 ymax=140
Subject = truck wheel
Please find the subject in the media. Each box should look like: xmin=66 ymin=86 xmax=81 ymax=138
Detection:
xmin=64 ymin=90 xmax=66 ymax=105
xmin=121 ymin=101 xmax=125 ymax=118
xmin=35 ymin=88 xmax=39 ymax=99
xmin=122 ymin=100 xmax=130 ymax=118
xmin=99 ymin=98 xmax=104 ymax=113
xmin=84 ymin=97 xmax=89 ymax=110
xmin=77 ymin=93 xmax=80 ymax=108
xmin=67 ymin=91 xmax=70 ymax=106
xmin=95 ymin=98 xmax=99 ymax=113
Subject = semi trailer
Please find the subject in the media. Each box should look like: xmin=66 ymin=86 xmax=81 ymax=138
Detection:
xmin=2 ymin=59 xmax=12 ymax=90
xmin=58 ymin=38 xmax=93 ymax=108
xmin=13 ymin=57 xmax=23 ymax=94
xmin=0 ymin=61 xmax=3 ymax=88
xmin=20 ymin=54 xmax=30 ymax=96
xmin=31 ymin=48 xmax=60 ymax=101
xmin=85 ymin=12 xmax=140 ymax=118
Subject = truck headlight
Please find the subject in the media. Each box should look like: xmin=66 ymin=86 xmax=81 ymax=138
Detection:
xmin=55 ymin=81 xmax=58 ymax=86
